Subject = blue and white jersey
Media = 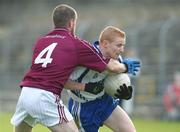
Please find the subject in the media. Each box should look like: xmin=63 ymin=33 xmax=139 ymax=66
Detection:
xmin=67 ymin=41 xmax=122 ymax=103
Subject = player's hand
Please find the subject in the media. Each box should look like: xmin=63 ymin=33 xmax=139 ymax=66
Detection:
xmin=114 ymin=84 xmax=133 ymax=100
xmin=123 ymin=58 xmax=141 ymax=75
xmin=84 ymin=80 xmax=104 ymax=94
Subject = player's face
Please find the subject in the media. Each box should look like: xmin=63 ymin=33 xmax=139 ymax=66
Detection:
xmin=106 ymin=37 xmax=125 ymax=59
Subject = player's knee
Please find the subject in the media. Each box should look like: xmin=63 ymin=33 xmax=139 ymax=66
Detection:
xmin=49 ymin=120 xmax=79 ymax=132
xmin=14 ymin=121 xmax=32 ymax=132
xmin=117 ymin=125 xmax=136 ymax=132
xmin=67 ymin=125 xmax=79 ymax=132
xmin=128 ymin=126 xmax=136 ymax=132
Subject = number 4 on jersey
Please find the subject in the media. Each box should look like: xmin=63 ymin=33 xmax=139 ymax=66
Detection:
xmin=34 ymin=43 xmax=57 ymax=68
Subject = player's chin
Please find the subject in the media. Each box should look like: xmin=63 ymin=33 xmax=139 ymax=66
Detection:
xmin=114 ymin=55 xmax=119 ymax=60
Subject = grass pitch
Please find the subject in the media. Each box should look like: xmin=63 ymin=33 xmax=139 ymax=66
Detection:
xmin=1 ymin=112 xmax=180 ymax=132
xmin=0 ymin=113 xmax=111 ymax=132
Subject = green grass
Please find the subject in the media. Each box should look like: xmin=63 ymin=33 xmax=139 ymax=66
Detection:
xmin=1 ymin=112 xmax=180 ymax=132
xmin=0 ymin=113 xmax=111 ymax=132
xmin=134 ymin=118 xmax=180 ymax=132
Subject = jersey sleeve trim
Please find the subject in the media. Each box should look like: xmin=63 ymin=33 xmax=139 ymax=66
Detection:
xmin=81 ymin=40 xmax=109 ymax=66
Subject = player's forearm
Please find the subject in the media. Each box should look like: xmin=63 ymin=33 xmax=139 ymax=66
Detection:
xmin=64 ymin=80 xmax=104 ymax=94
xmin=106 ymin=59 xmax=127 ymax=73
xmin=64 ymin=80 xmax=85 ymax=91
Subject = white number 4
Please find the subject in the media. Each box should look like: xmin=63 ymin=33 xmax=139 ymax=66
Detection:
xmin=34 ymin=43 xmax=57 ymax=68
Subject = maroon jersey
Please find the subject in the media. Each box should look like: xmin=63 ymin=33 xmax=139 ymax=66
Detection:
xmin=20 ymin=28 xmax=109 ymax=95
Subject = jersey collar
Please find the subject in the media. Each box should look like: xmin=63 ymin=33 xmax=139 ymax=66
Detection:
xmin=54 ymin=27 xmax=69 ymax=32
xmin=92 ymin=41 xmax=101 ymax=54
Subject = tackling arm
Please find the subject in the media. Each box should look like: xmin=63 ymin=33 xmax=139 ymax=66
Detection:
xmin=106 ymin=59 xmax=127 ymax=73
xmin=106 ymin=58 xmax=141 ymax=76
xmin=64 ymin=79 xmax=85 ymax=91
xmin=64 ymin=79 xmax=104 ymax=94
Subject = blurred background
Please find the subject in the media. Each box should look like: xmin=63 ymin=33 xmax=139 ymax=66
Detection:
xmin=0 ymin=0 xmax=180 ymax=121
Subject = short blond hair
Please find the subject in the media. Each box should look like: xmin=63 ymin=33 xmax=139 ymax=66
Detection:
xmin=99 ymin=26 xmax=126 ymax=43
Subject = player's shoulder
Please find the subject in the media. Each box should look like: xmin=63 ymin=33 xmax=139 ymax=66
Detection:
xmin=74 ymin=36 xmax=99 ymax=54
xmin=73 ymin=36 xmax=91 ymax=46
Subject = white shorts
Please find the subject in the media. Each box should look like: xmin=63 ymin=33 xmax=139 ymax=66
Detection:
xmin=11 ymin=87 xmax=73 ymax=127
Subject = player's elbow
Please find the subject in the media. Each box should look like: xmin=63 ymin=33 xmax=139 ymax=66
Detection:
xmin=107 ymin=66 xmax=118 ymax=73
xmin=106 ymin=60 xmax=126 ymax=73
xmin=107 ymin=66 xmax=124 ymax=73
xmin=117 ymin=124 xmax=136 ymax=132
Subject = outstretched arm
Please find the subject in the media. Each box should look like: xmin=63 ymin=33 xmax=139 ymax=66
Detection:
xmin=106 ymin=58 xmax=141 ymax=76
xmin=64 ymin=80 xmax=85 ymax=91
xmin=106 ymin=59 xmax=127 ymax=73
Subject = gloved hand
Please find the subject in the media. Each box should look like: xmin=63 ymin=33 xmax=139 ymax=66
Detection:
xmin=123 ymin=58 xmax=141 ymax=75
xmin=114 ymin=84 xmax=133 ymax=100
xmin=84 ymin=80 xmax=104 ymax=94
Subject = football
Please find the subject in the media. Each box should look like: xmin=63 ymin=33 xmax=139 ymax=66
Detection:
xmin=104 ymin=73 xmax=131 ymax=98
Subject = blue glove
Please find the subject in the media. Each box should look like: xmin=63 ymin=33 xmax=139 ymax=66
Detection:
xmin=123 ymin=58 xmax=141 ymax=75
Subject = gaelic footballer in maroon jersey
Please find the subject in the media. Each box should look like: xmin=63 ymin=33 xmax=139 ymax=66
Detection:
xmin=11 ymin=4 xmax=119 ymax=132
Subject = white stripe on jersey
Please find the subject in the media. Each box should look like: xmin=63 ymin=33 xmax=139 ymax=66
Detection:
xmin=67 ymin=66 xmax=108 ymax=103
xmin=71 ymin=100 xmax=85 ymax=132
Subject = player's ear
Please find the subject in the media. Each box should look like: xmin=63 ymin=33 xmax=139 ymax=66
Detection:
xmin=68 ymin=19 xmax=75 ymax=29
xmin=102 ymin=40 xmax=109 ymax=48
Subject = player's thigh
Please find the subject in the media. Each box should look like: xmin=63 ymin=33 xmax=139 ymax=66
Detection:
xmin=103 ymin=105 xmax=136 ymax=132
xmin=48 ymin=120 xmax=79 ymax=132
xmin=14 ymin=121 xmax=32 ymax=132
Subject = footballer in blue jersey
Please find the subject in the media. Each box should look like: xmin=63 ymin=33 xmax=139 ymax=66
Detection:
xmin=66 ymin=26 xmax=140 ymax=132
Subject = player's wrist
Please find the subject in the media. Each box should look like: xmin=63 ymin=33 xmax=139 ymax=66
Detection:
xmin=84 ymin=83 xmax=91 ymax=92
xmin=122 ymin=63 xmax=128 ymax=73
xmin=81 ymin=83 xmax=86 ymax=91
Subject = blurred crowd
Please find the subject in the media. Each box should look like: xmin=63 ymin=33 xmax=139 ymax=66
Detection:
xmin=163 ymin=72 xmax=180 ymax=120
